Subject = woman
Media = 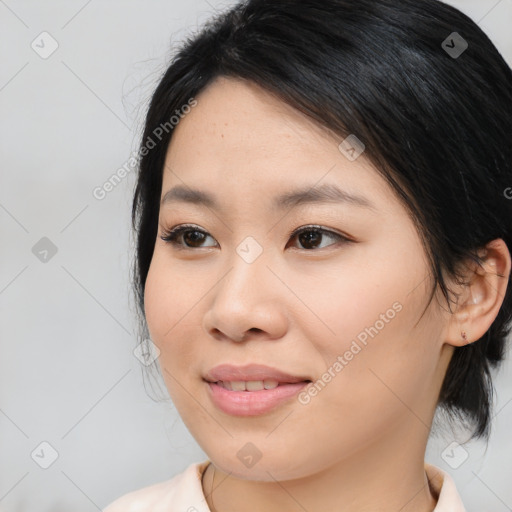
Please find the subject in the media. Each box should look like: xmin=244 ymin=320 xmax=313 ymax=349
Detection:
xmin=104 ymin=0 xmax=512 ymax=510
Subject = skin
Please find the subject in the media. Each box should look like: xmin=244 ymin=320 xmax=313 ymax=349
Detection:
xmin=144 ymin=76 xmax=511 ymax=512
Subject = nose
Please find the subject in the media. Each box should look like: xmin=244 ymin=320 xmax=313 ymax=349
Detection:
xmin=202 ymin=250 xmax=289 ymax=343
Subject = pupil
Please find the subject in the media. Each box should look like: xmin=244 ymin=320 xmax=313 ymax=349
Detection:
xmin=185 ymin=230 xmax=205 ymax=246
xmin=299 ymin=230 xmax=321 ymax=249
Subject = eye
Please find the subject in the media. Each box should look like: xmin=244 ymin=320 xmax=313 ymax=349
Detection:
xmin=160 ymin=224 xmax=352 ymax=251
xmin=160 ymin=224 xmax=218 ymax=249
xmin=286 ymin=225 xmax=351 ymax=250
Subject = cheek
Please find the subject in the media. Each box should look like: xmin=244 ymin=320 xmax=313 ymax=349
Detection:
xmin=143 ymin=258 xmax=170 ymax=342
xmin=143 ymin=256 xmax=200 ymax=373
xmin=288 ymin=256 xmax=409 ymax=357
xmin=144 ymin=261 xmax=206 ymax=420
xmin=290 ymin=231 xmax=425 ymax=348
xmin=144 ymin=252 xmax=198 ymax=337
xmin=297 ymin=249 xmax=438 ymax=412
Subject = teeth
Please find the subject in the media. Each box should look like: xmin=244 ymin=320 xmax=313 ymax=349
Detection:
xmin=246 ymin=380 xmax=264 ymax=391
xmin=217 ymin=379 xmax=280 ymax=391
xmin=231 ymin=380 xmax=247 ymax=391
xmin=264 ymin=379 xmax=279 ymax=389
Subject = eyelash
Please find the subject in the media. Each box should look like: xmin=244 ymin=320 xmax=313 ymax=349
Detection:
xmin=159 ymin=224 xmax=352 ymax=251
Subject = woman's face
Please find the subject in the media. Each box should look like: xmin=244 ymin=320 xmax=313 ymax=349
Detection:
xmin=144 ymin=76 xmax=453 ymax=480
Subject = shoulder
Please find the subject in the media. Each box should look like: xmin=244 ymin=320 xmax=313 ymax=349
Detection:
xmin=425 ymin=462 xmax=467 ymax=512
xmin=103 ymin=460 xmax=211 ymax=512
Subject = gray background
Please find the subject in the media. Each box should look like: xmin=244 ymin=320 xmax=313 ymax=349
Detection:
xmin=1 ymin=1 xmax=511 ymax=510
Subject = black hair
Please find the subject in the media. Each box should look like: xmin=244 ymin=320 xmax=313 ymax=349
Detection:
xmin=131 ymin=0 xmax=512 ymax=442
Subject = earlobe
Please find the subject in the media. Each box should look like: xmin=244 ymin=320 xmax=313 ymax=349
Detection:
xmin=444 ymin=239 xmax=511 ymax=348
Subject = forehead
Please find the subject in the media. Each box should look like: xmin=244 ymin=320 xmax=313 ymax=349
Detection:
xmin=161 ymin=76 xmax=393 ymax=213
xmin=168 ymin=76 xmax=344 ymax=156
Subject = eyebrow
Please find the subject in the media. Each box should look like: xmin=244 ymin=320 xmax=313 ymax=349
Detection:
xmin=160 ymin=183 xmax=377 ymax=212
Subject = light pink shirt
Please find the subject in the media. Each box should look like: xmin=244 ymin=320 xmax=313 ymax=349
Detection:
xmin=103 ymin=460 xmax=466 ymax=512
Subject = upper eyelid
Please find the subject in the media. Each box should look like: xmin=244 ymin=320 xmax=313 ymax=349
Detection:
xmin=288 ymin=225 xmax=345 ymax=238
xmin=160 ymin=224 xmax=349 ymax=247
xmin=160 ymin=224 xmax=213 ymax=240
xmin=161 ymin=223 xmax=343 ymax=237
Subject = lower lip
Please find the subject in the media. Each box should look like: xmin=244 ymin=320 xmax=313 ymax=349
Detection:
xmin=206 ymin=381 xmax=309 ymax=416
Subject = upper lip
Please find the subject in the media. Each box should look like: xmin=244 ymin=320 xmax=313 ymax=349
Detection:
xmin=204 ymin=364 xmax=311 ymax=383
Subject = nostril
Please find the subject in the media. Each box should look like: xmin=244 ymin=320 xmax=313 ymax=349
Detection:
xmin=236 ymin=328 xmax=263 ymax=342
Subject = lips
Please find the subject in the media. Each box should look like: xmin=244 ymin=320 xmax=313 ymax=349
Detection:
xmin=203 ymin=363 xmax=312 ymax=416
xmin=204 ymin=363 xmax=311 ymax=385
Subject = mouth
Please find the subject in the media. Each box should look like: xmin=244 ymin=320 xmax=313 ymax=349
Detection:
xmin=207 ymin=379 xmax=311 ymax=391
xmin=214 ymin=379 xmax=298 ymax=391
xmin=203 ymin=363 xmax=312 ymax=416
xmin=204 ymin=363 xmax=311 ymax=385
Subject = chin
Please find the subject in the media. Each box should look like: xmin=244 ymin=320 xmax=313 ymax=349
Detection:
xmin=207 ymin=449 xmax=315 ymax=482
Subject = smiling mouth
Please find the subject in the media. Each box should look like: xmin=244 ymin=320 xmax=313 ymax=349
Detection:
xmin=205 ymin=379 xmax=312 ymax=416
xmin=212 ymin=379 xmax=312 ymax=391
xmin=203 ymin=363 xmax=313 ymax=416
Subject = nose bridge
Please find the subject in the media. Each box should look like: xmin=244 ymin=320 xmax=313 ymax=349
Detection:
xmin=218 ymin=237 xmax=271 ymax=308
xmin=203 ymin=237 xmax=287 ymax=340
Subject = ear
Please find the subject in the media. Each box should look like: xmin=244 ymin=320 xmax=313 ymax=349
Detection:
xmin=444 ymin=238 xmax=511 ymax=347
